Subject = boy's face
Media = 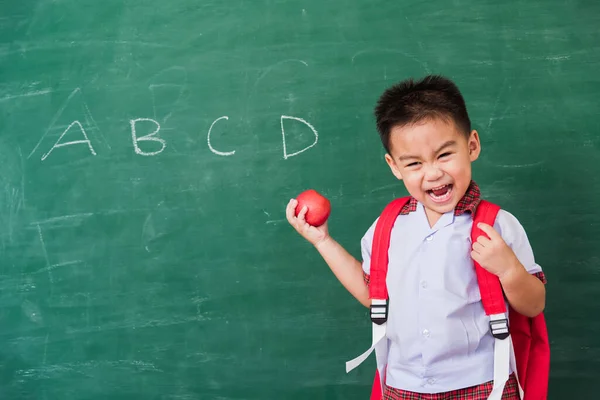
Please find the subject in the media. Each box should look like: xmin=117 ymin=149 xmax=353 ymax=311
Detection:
xmin=384 ymin=118 xmax=480 ymax=223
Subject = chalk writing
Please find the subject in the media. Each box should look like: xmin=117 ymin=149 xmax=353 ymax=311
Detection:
xmin=130 ymin=118 xmax=166 ymax=156
xmin=41 ymin=120 xmax=97 ymax=161
xmin=22 ymin=87 xmax=320 ymax=161
xmin=280 ymin=115 xmax=318 ymax=159
xmin=207 ymin=116 xmax=235 ymax=156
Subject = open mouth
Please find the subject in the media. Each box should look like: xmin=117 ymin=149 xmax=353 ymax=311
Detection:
xmin=426 ymin=184 xmax=453 ymax=203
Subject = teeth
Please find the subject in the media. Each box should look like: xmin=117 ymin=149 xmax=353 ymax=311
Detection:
xmin=428 ymin=184 xmax=452 ymax=202
xmin=429 ymin=184 xmax=448 ymax=191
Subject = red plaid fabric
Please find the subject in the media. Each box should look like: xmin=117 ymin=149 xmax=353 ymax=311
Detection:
xmin=397 ymin=181 xmax=481 ymax=216
xmin=383 ymin=373 xmax=520 ymax=400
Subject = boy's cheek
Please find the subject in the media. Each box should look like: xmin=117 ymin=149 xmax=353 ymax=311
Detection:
xmin=398 ymin=175 xmax=418 ymax=192
xmin=404 ymin=173 xmax=423 ymax=189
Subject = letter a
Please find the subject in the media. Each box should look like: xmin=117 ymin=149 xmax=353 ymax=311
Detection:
xmin=41 ymin=120 xmax=97 ymax=161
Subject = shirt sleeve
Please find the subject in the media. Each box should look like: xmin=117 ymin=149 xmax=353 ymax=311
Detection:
xmin=360 ymin=218 xmax=378 ymax=286
xmin=493 ymin=209 xmax=547 ymax=283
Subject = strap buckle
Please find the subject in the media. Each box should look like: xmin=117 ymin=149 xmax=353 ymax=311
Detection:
xmin=489 ymin=314 xmax=509 ymax=340
xmin=370 ymin=299 xmax=388 ymax=325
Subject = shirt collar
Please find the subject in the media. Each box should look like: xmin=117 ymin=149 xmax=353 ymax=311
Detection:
xmin=399 ymin=180 xmax=481 ymax=216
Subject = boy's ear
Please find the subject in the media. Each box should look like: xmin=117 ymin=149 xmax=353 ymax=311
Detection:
xmin=385 ymin=153 xmax=403 ymax=180
xmin=468 ymin=130 xmax=481 ymax=162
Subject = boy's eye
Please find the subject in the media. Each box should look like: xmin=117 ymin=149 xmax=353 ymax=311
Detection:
xmin=439 ymin=152 xmax=452 ymax=158
xmin=406 ymin=162 xmax=420 ymax=168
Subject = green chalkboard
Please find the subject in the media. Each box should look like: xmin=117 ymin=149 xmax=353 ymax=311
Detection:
xmin=1 ymin=1 xmax=599 ymax=398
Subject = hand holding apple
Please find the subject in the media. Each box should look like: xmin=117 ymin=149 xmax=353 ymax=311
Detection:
xmin=294 ymin=189 xmax=331 ymax=227
xmin=286 ymin=189 xmax=331 ymax=247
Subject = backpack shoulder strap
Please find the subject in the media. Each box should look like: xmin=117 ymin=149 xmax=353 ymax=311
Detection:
xmin=369 ymin=196 xmax=411 ymax=324
xmin=472 ymin=200 xmax=521 ymax=399
xmin=471 ymin=200 xmax=506 ymax=317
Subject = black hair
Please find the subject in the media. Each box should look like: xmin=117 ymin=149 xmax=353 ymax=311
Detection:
xmin=374 ymin=75 xmax=471 ymax=154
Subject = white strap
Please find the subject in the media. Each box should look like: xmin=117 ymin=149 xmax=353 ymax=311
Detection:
xmin=509 ymin=336 xmax=525 ymax=399
xmin=487 ymin=336 xmax=510 ymax=400
xmin=374 ymin=331 xmax=389 ymax=389
xmin=346 ymin=323 xmax=386 ymax=373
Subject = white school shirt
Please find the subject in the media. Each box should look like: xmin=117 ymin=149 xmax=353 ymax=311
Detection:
xmin=360 ymin=202 xmax=543 ymax=393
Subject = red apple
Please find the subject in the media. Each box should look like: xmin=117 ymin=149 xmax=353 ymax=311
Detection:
xmin=295 ymin=189 xmax=331 ymax=227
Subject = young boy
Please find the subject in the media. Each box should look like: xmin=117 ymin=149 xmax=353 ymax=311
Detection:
xmin=285 ymin=75 xmax=546 ymax=399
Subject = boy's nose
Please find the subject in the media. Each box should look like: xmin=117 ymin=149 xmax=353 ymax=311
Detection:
xmin=424 ymin=165 xmax=444 ymax=181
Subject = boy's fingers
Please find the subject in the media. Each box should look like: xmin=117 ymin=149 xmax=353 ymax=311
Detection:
xmin=472 ymin=242 xmax=485 ymax=254
xmin=286 ymin=199 xmax=298 ymax=223
xmin=476 ymin=235 xmax=492 ymax=247
xmin=298 ymin=205 xmax=308 ymax=222
xmin=477 ymin=223 xmax=501 ymax=241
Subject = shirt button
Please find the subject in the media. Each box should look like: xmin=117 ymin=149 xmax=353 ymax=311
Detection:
xmin=421 ymin=281 xmax=428 ymax=289
xmin=422 ymin=329 xmax=430 ymax=338
xmin=426 ymin=235 xmax=433 ymax=241
xmin=427 ymin=378 xmax=436 ymax=385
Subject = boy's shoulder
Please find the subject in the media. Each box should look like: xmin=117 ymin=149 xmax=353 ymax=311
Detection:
xmin=492 ymin=207 xmax=525 ymax=230
xmin=492 ymin=206 xmax=535 ymax=248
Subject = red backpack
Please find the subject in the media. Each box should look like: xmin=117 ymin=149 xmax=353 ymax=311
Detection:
xmin=347 ymin=197 xmax=550 ymax=400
